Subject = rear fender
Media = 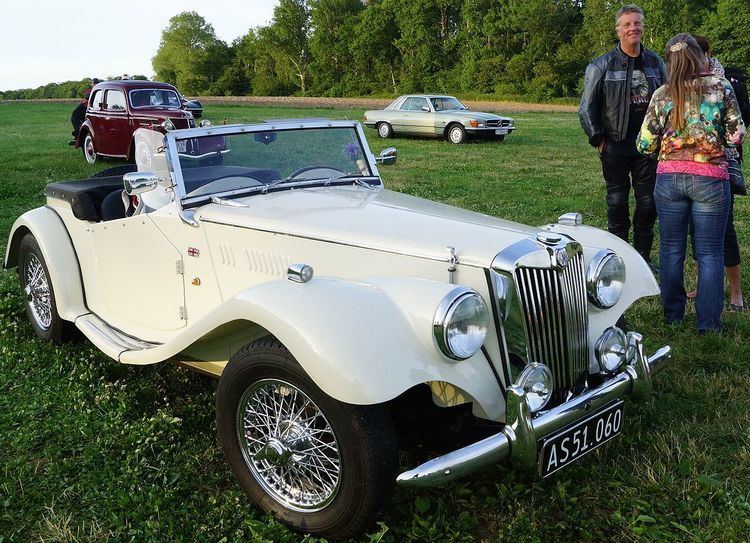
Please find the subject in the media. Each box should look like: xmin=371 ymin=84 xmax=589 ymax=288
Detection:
xmin=4 ymin=207 xmax=87 ymax=321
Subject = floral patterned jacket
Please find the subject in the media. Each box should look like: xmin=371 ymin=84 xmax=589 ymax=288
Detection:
xmin=636 ymin=74 xmax=745 ymax=172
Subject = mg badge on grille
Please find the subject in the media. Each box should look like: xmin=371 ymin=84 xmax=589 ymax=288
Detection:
xmin=555 ymin=248 xmax=569 ymax=268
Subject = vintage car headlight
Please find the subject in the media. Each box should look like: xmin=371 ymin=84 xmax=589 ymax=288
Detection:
xmin=161 ymin=119 xmax=176 ymax=131
xmin=433 ymin=288 xmax=488 ymax=360
xmin=595 ymin=326 xmax=627 ymax=373
xmin=586 ymin=249 xmax=625 ymax=308
xmin=515 ymin=363 xmax=553 ymax=413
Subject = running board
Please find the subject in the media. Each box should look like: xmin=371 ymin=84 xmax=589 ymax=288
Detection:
xmin=76 ymin=314 xmax=160 ymax=361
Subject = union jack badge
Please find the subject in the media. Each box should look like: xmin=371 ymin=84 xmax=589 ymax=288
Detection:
xmin=187 ymin=247 xmax=200 ymax=257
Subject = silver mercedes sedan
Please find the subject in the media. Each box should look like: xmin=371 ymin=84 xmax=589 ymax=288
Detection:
xmin=364 ymin=95 xmax=515 ymax=144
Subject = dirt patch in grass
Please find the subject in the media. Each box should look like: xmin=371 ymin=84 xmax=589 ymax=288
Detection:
xmin=4 ymin=96 xmax=577 ymax=113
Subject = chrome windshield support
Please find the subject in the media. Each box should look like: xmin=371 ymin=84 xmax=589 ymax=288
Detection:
xmin=396 ymin=334 xmax=671 ymax=487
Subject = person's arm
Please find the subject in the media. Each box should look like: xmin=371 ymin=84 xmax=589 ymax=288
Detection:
xmin=723 ymin=82 xmax=746 ymax=147
xmin=657 ymin=56 xmax=668 ymax=86
xmin=579 ymin=60 xmax=605 ymax=147
xmin=636 ymin=89 xmax=665 ymax=156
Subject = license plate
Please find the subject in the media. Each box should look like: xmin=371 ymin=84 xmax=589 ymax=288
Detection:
xmin=495 ymin=128 xmax=509 ymax=135
xmin=539 ymin=400 xmax=623 ymax=477
xmin=176 ymin=140 xmax=187 ymax=153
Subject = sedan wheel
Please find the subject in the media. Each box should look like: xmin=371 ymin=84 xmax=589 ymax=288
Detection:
xmin=217 ymin=337 xmax=398 ymax=540
xmin=377 ymin=122 xmax=393 ymax=139
xmin=448 ymin=124 xmax=466 ymax=144
xmin=83 ymin=133 xmax=97 ymax=164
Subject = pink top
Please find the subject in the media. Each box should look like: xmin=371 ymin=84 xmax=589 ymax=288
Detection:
xmin=656 ymin=160 xmax=729 ymax=180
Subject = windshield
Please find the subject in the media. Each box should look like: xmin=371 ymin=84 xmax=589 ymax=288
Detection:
xmin=175 ymin=126 xmax=375 ymax=204
xmin=430 ymin=97 xmax=466 ymax=111
xmin=129 ymin=89 xmax=182 ymax=109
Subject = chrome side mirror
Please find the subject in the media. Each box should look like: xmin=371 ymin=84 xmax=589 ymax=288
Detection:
xmin=375 ymin=147 xmax=397 ymax=165
xmin=123 ymin=172 xmax=170 ymax=195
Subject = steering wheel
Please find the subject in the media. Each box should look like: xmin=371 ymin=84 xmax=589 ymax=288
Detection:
xmin=287 ymin=166 xmax=345 ymax=179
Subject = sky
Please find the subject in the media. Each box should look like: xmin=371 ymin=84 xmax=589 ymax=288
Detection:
xmin=1 ymin=0 xmax=279 ymax=91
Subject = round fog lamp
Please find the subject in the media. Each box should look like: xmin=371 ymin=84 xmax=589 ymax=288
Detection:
xmin=434 ymin=289 xmax=488 ymax=360
xmin=595 ymin=326 xmax=627 ymax=373
xmin=515 ymin=363 xmax=553 ymax=413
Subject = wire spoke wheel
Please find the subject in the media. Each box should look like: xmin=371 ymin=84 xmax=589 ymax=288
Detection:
xmin=237 ymin=378 xmax=341 ymax=512
xmin=23 ymin=253 xmax=52 ymax=330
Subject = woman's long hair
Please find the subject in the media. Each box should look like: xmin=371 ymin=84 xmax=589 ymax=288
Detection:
xmin=664 ymin=34 xmax=707 ymax=131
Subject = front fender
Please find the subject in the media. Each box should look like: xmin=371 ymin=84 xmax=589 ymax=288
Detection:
xmin=4 ymin=207 xmax=88 ymax=321
xmin=121 ymin=276 xmax=505 ymax=419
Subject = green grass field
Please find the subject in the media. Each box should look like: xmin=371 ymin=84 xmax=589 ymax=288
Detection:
xmin=1 ymin=102 xmax=749 ymax=542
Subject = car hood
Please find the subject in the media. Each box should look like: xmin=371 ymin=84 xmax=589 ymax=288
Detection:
xmin=194 ymin=187 xmax=541 ymax=268
xmin=437 ymin=110 xmax=512 ymax=122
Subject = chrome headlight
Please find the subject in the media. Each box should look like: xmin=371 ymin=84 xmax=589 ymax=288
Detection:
xmin=433 ymin=288 xmax=488 ymax=360
xmin=515 ymin=363 xmax=553 ymax=413
xmin=161 ymin=119 xmax=175 ymax=131
xmin=595 ymin=326 xmax=627 ymax=373
xmin=586 ymin=249 xmax=625 ymax=308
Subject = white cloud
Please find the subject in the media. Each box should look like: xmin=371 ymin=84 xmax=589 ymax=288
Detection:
xmin=1 ymin=0 xmax=278 ymax=90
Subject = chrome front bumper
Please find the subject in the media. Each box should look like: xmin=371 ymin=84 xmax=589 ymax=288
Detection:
xmin=397 ymin=332 xmax=671 ymax=487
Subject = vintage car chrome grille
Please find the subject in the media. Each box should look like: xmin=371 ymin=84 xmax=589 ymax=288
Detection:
xmin=485 ymin=119 xmax=512 ymax=128
xmin=514 ymin=251 xmax=589 ymax=403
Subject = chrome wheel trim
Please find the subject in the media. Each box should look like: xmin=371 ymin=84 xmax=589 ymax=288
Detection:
xmin=449 ymin=126 xmax=464 ymax=144
xmin=84 ymin=135 xmax=96 ymax=164
xmin=23 ymin=253 xmax=52 ymax=330
xmin=237 ymin=378 xmax=342 ymax=512
xmin=377 ymin=123 xmax=390 ymax=138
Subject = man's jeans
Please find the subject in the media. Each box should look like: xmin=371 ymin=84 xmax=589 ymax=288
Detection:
xmin=600 ymin=147 xmax=658 ymax=262
xmin=654 ymin=173 xmax=731 ymax=331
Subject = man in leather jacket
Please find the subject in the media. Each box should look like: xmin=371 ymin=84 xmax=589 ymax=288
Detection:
xmin=579 ymin=4 xmax=667 ymax=264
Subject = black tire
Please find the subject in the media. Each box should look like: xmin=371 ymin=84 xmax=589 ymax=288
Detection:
xmin=447 ymin=123 xmax=466 ymax=144
xmin=216 ymin=337 xmax=398 ymax=540
xmin=89 ymin=164 xmax=138 ymax=179
xmin=376 ymin=122 xmax=393 ymax=139
xmin=18 ymin=234 xmax=72 ymax=344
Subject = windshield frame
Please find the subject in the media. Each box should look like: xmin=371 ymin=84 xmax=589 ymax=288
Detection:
xmin=430 ymin=96 xmax=466 ymax=111
xmin=128 ymin=88 xmax=183 ymax=110
xmin=164 ymin=120 xmax=383 ymax=208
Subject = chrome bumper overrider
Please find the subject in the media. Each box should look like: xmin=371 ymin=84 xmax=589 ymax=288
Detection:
xmin=397 ymin=333 xmax=671 ymax=487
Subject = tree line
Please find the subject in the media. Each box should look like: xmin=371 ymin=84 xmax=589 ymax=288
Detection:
xmin=3 ymin=0 xmax=748 ymax=101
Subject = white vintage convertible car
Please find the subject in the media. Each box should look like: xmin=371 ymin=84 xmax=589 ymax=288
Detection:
xmin=4 ymin=120 xmax=671 ymax=540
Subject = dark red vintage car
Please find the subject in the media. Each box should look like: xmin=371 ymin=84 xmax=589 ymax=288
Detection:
xmin=75 ymin=80 xmax=196 ymax=164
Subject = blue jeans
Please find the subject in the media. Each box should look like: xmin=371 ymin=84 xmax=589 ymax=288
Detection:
xmin=654 ymin=173 xmax=730 ymax=331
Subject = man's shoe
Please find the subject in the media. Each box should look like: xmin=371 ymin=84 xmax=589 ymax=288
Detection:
xmin=68 ymin=140 xmax=76 ymax=146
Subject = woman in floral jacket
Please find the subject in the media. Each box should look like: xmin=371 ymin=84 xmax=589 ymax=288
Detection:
xmin=636 ymin=33 xmax=745 ymax=332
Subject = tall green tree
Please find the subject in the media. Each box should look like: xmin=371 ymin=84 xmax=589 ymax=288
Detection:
xmin=309 ymin=0 xmax=363 ymax=95
xmin=152 ymin=11 xmax=230 ymax=94
xmin=266 ymin=0 xmax=312 ymax=95
xmin=350 ymin=0 xmax=401 ymax=94
xmin=701 ymin=0 xmax=750 ymax=69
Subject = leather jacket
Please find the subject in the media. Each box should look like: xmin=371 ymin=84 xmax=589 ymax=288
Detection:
xmin=579 ymin=45 xmax=667 ymax=147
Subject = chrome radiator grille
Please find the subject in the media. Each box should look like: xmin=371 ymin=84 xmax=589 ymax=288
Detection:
xmin=486 ymin=119 xmax=512 ymax=128
xmin=514 ymin=251 xmax=589 ymax=402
